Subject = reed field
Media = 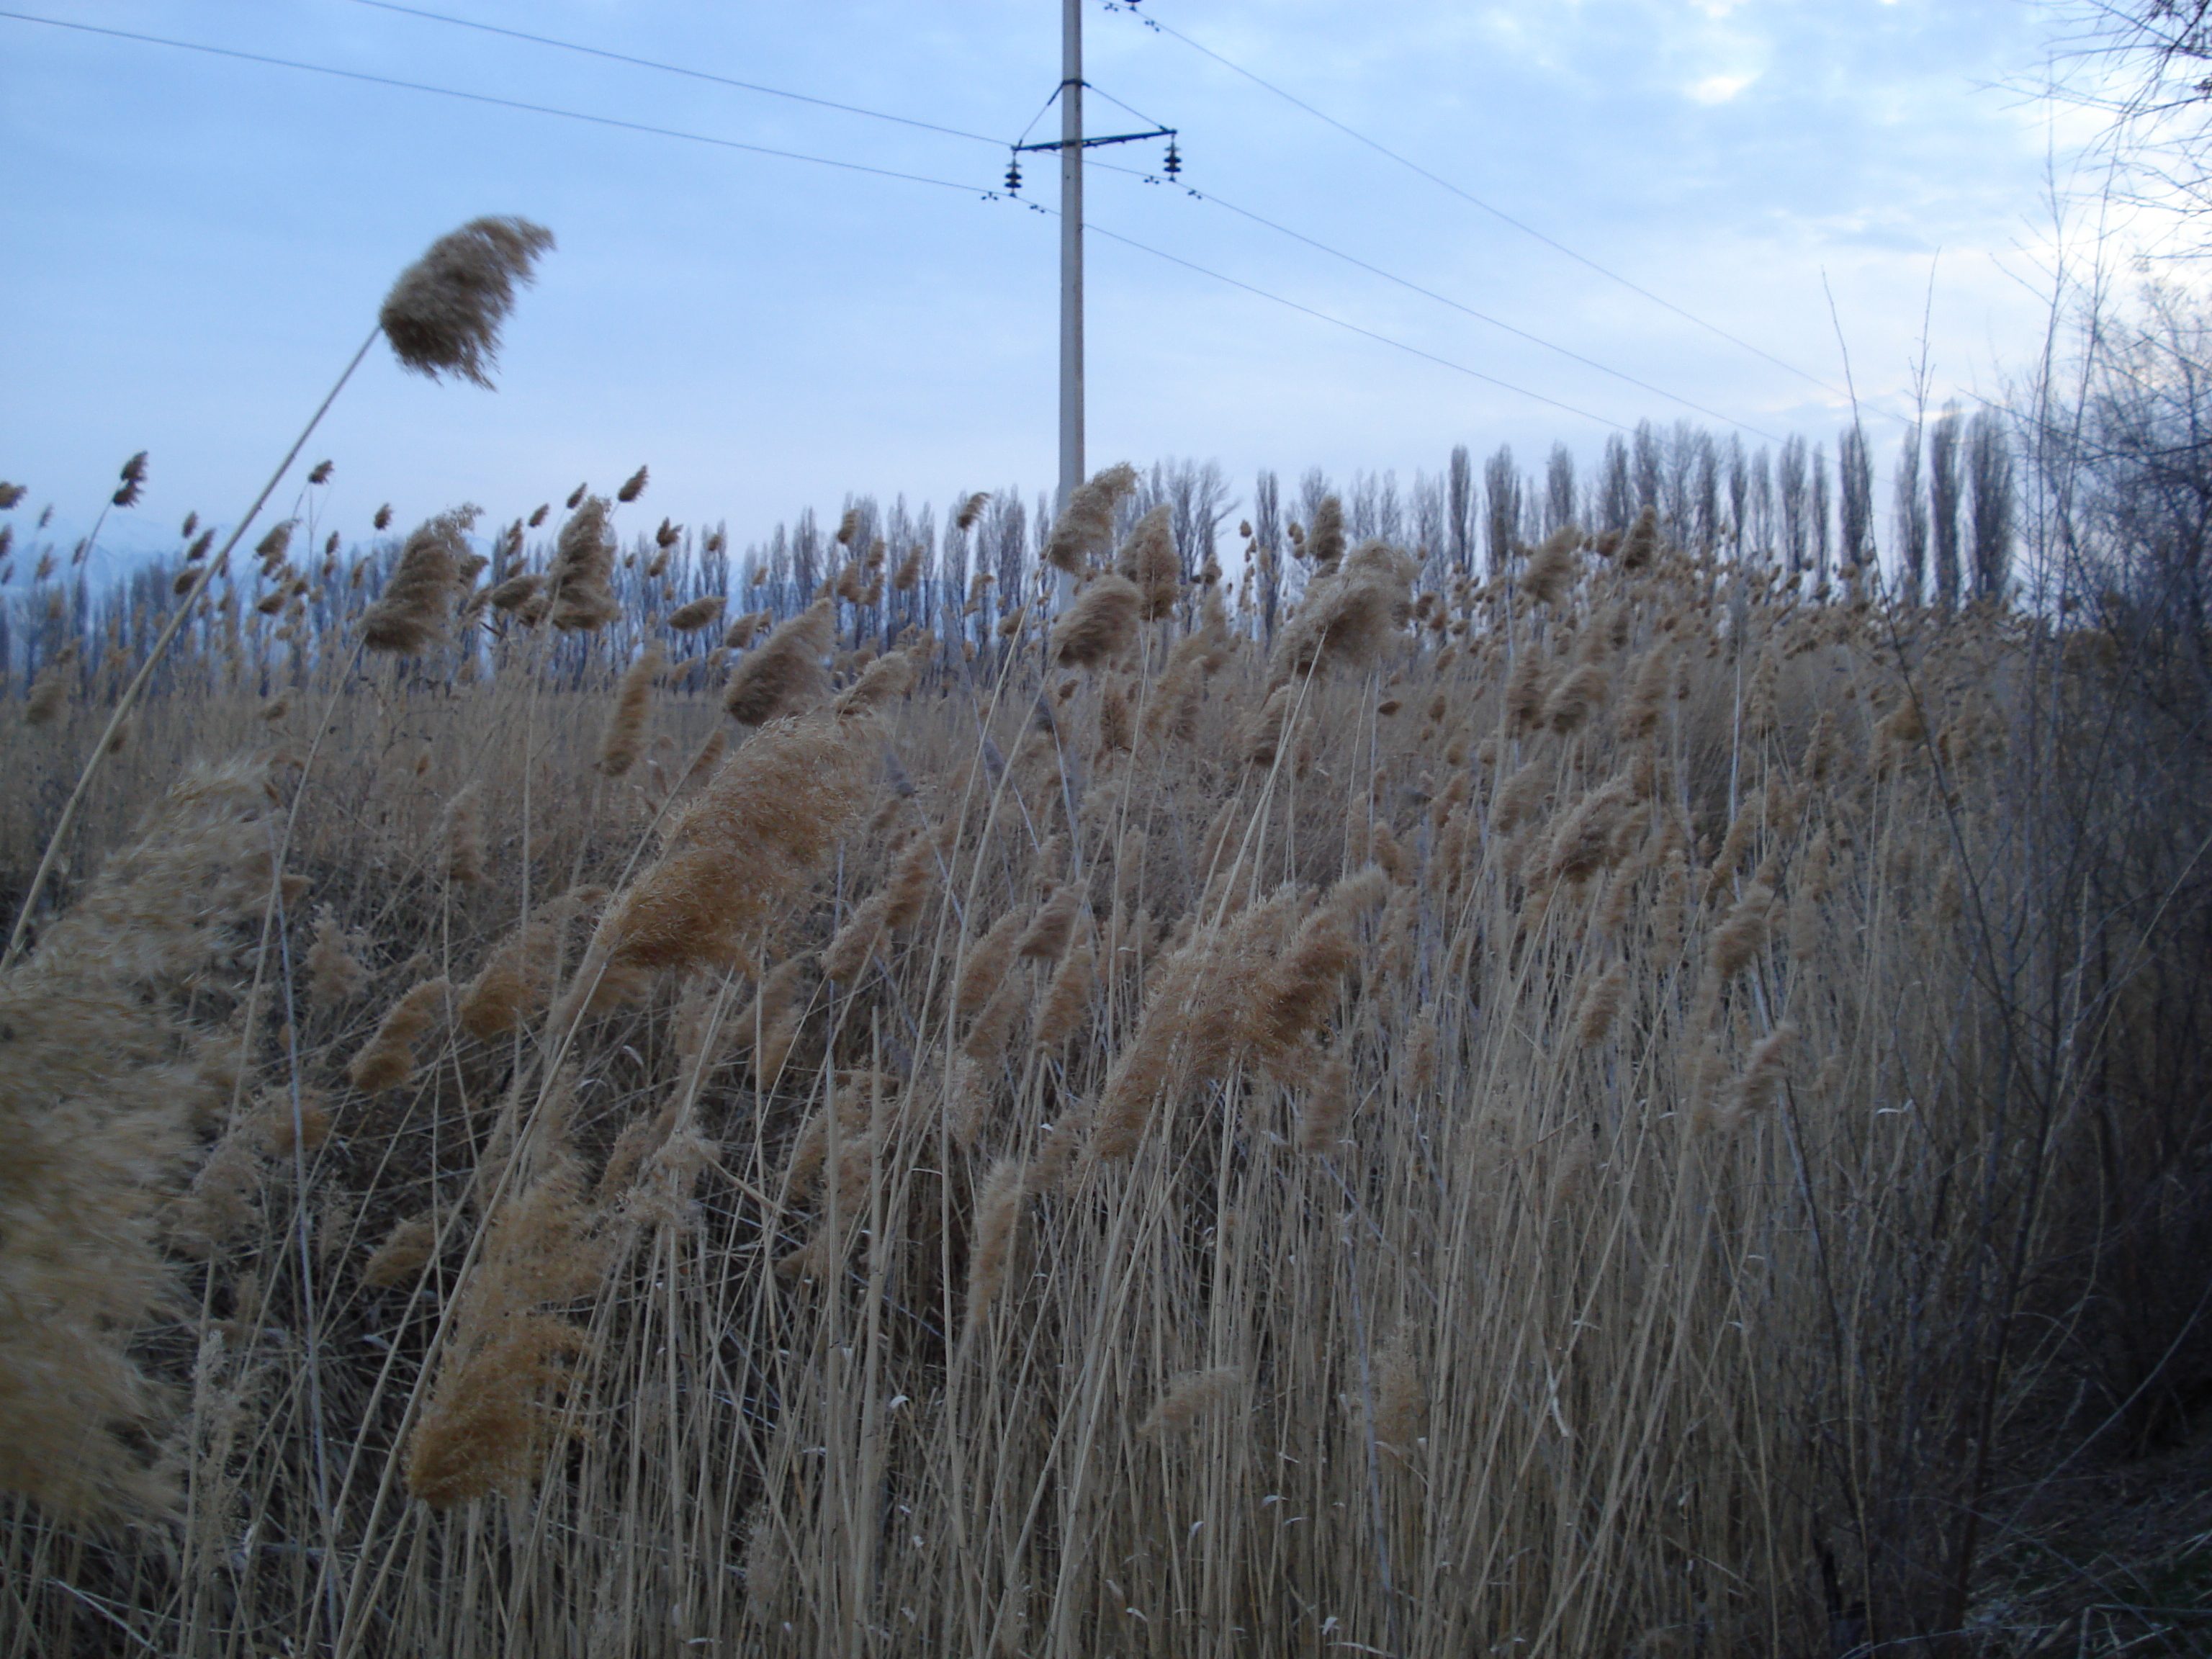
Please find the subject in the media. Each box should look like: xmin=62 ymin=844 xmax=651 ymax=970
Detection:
xmin=3 ymin=223 xmax=2209 ymax=1658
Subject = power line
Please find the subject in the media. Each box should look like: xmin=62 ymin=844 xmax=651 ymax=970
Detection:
xmin=0 ymin=10 xmax=986 ymax=194
xmin=1116 ymin=3 xmax=1846 ymax=400
xmin=346 ymin=0 xmax=1004 ymax=147
xmin=236 ymin=1 xmax=1786 ymax=441
xmin=6 ymin=6 xmax=1648 ymax=433
xmin=1089 ymin=158 xmax=1784 ymax=444
xmin=1035 ymin=204 xmax=1632 ymax=433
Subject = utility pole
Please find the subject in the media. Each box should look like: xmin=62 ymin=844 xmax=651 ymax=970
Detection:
xmin=1007 ymin=4 xmax=1179 ymax=583
xmin=1058 ymin=0 xmax=1083 ymax=524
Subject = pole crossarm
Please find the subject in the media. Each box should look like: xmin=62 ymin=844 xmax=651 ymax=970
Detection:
xmin=1015 ymin=125 xmax=1174 ymax=153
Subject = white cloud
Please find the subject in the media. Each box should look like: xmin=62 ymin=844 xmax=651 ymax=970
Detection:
xmin=1688 ymin=71 xmax=1757 ymax=104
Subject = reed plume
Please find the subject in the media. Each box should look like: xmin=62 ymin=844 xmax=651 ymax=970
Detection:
xmin=598 ymin=644 xmax=665 ymax=777
xmin=379 ymin=216 xmax=554 ymax=387
xmin=579 ymin=705 xmax=884 ymax=1000
xmin=1117 ymin=503 xmax=1182 ymax=619
xmin=963 ymin=1157 xmax=1026 ymax=1340
xmin=1306 ymin=495 xmax=1346 ymax=574
xmin=363 ymin=508 xmax=476 ymax=653
xmin=545 ymin=495 xmax=619 ymax=631
xmin=0 ymin=757 xmax=276 ymax=1523
xmin=349 ymin=978 xmax=450 ymax=1092
xmin=724 ymin=598 xmax=833 ymax=725
xmin=1141 ymin=1366 xmax=1242 ymax=1438
xmin=668 ymin=594 xmax=725 ymax=633
xmin=1047 ymin=574 xmax=1140 ymax=669
xmin=1041 ymin=462 xmax=1138 ymax=577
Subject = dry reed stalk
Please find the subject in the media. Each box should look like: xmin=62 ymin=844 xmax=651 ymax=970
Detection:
xmin=724 ymin=599 xmax=833 ymax=725
xmin=821 ymin=894 xmax=891 ymax=982
xmin=1707 ymin=881 xmax=1776 ymax=986
xmin=1713 ymin=1022 xmax=1797 ymax=1131
xmin=441 ymin=784 xmax=486 ymax=885
xmin=956 ymin=909 xmax=1029 ymax=1017
xmin=22 ymin=643 xmax=76 ymax=727
xmin=1016 ymin=884 xmax=1082 ymax=961
xmin=405 ymin=1118 xmax=607 ymax=1507
xmin=1543 ymin=662 xmax=1610 ymax=733
xmin=1033 ymin=938 xmax=1096 ymax=1051
xmin=457 ymin=889 xmax=594 ymax=1040
xmin=1575 ymin=958 xmax=1629 ymax=1046
xmin=832 ymin=650 xmax=915 ymax=716
xmin=1617 ymin=504 xmax=1660 ymax=570
xmin=1295 ymin=1053 xmax=1354 ymax=1151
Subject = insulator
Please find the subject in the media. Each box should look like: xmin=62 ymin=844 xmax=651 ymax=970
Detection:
xmin=1005 ymin=156 xmax=1022 ymax=193
xmin=1163 ymin=139 xmax=1181 ymax=178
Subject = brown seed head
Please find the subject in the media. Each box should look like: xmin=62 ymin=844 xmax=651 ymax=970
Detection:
xmin=379 ymin=216 xmax=554 ymax=387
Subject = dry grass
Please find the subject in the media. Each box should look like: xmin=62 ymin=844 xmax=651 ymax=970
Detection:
xmin=0 ymin=474 xmax=2203 ymax=1659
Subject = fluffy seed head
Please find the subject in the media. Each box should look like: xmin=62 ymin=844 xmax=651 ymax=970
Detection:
xmin=379 ymin=217 xmax=554 ymax=388
xmin=362 ymin=509 xmax=476 ymax=654
xmin=724 ymin=599 xmax=834 ymax=725
xmin=1042 ymin=462 xmax=1138 ymax=577
xmin=1050 ymin=575 xmax=1142 ymax=668
xmin=1116 ymin=503 xmax=1182 ymax=619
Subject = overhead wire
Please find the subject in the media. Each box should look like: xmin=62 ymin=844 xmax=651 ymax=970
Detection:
xmin=349 ymin=0 xmax=1814 ymax=436
xmin=0 ymin=10 xmax=985 ymax=194
xmin=8 ymin=5 xmax=1718 ymax=433
xmin=1116 ymin=2 xmax=1848 ymax=399
xmin=1088 ymin=157 xmax=1784 ymax=442
xmin=1043 ymin=207 xmax=1632 ymax=432
xmin=344 ymin=0 xmax=1780 ymax=433
xmin=320 ymin=1 xmax=1786 ymax=434
xmin=346 ymin=0 xmax=1004 ymax=147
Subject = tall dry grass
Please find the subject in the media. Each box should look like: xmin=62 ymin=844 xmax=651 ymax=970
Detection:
xmin=0 ymin=467 xmax=2203 ymax=1658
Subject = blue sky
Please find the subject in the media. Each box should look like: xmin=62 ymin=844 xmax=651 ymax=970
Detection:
xmin=3 ymin=1 xmax=2102 ymax=571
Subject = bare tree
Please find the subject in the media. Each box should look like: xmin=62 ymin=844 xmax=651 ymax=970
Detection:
xmin=1441 ymin=444 xmax=1470 ymax=579
xmin=1779 ymin=435 xmax=1810 ymax=573
xmin=1968 ymin=408 xmax=2015 ymax=602
xmin=1930 ymin=403 xmax=1964 ymax=610
xmin=1632 ymin=419 xmax=1663 ymax=512
xmin=1894 ymin=423 xmax=1928 ymax=606
xmin=1599 ymin=434 xmax=1634 ymax=531
xmin=1252 ymin=468 xmax=1285 ymax=641
xmin=1839 ymin=423 xmax=1875 ymax=577
xmin=1546 ymin=443 xmax=1578 ymax=535
xmin=1692 ymin=428 xmax=1721 ymax=551
xmin=1750 ymin=446 xmax=1775 ymax=563
xmin=1298 ymin=468 xmax=1331 ymax=543
xmin=1484 ymin=444 xmax=1521 ymax=575
xmin=1727 ymin=435 xmax=1750 ymax=551
xmin=1812 ymin=441 xmax=1833 ymax=583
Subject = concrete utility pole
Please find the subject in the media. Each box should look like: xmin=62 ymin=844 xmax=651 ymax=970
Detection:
xmin=1007 ymin=3 xmax=1177 ymax=595
xmin=1058 ymin=0 xmax=1084 ymax=523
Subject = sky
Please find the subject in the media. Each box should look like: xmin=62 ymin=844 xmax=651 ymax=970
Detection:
xmin=0 ymin=0 xmax=2131 ymax=577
